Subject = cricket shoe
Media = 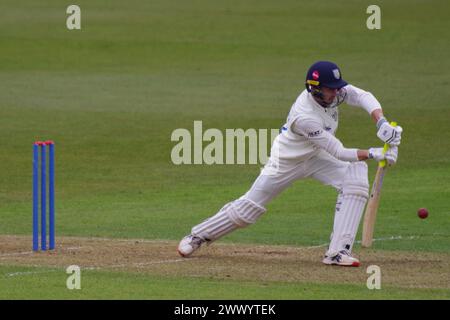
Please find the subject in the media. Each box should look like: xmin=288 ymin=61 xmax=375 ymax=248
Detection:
xmin=177 ymin=235 xmax=206 ymax=257
xmin=322 ymin=250 xmax=360 ymax=267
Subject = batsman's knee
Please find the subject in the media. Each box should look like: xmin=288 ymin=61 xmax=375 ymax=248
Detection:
xmin=190 ymin=198 xmax=266 ymax=242
xmin=228 ymin=198 xmax=266 ymax=227
xmin=342 ymin=162 xmax=369 ymax=199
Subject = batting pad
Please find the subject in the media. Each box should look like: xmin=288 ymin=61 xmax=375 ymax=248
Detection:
xmin=327 ymin=162 xmax=369 ymax=256
xmin=192 ymin=198 xmax=266 ymax=242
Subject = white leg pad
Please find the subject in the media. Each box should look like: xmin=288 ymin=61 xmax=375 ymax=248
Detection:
xmin=329 ymin=191 xmax=344 ymax=242
xmin=192 ymin=199 xmax=266 ymax=242
xmin=327 ymin=162 xmax=369 ymax=256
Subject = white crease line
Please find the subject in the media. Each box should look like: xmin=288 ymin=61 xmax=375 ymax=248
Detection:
xmin=86 ymin=258 xmax=196 ymax=270
xmin=306 ymin=235 xmax=421 ymax=250
xmin=305 ymin=243 xmax=328 ymax=249
xmin=3 ymin=258 xmax=195 ymax=277
xmin=356 ymin=235 xmax=420 ymax=244
xmin=65 ymin=246 xmax=84 ymax=250
xmin=61 ymin=237 xmax=177 ymax=244
xmin=5 ymin=269 xmax=60 ymax=278
xmin=0 ymin=246 xmax=83 ymax=259
xmin=374 ymin=235 xmax=419 ymax=242
xmin=0 ymin=251 xmax=34 ymax=258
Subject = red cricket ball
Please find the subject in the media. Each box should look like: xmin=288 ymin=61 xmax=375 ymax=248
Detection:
xmin=417 ymin=208 xmax=429 ymax=219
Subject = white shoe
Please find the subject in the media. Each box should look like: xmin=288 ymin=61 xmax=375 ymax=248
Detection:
xmin=177 ymin=235 xmax=205 ymax=257
xmin=322 ymin=250 xmax=360 ymax=267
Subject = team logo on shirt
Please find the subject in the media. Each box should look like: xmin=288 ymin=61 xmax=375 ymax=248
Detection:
xmin=312 ymin=71 xmax=320 ymax=80
xmin=307 ymin=129 xmax=322 ymax=137
xmin=333 ymin=69 xmax=340 ymax=79
xmin=331 ymin=110 xmax=338 ymax=121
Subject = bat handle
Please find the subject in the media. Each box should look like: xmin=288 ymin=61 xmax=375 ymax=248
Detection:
xmin=379 ymin=121 xmax=397 ymax=168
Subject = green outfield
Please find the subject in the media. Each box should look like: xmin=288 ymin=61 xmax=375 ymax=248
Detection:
xmin=0 ymin=0 xmax=449 ymax=300
xmin=1 ymin=265 xmax=449 ymax=300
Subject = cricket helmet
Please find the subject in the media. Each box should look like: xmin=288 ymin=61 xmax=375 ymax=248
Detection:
xmin=305 ymin=61 xmax=348 ymax=107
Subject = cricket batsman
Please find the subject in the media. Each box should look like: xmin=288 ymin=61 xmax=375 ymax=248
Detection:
xmin=178 ymin=61 xmax=403 ymax=266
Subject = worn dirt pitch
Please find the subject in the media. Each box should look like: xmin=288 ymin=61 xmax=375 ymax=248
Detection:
xmin=0 ymin=235 xmax=449 ymax=289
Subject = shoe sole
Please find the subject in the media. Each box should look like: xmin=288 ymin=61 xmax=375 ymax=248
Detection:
xmin=177 ymin=248 xmax=189 ymax=258
xmin=323 ymin=261 xmax=360 ymax=267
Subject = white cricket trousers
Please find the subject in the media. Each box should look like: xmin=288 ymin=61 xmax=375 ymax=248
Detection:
xmin=242 ymin=149 xmax=349 ymax=206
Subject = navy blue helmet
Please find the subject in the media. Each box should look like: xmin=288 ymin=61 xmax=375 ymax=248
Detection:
xmin=305 ymin=61 xmax=347 ymax=89
xmin=305 ymin=61 xmax=348 ymax=107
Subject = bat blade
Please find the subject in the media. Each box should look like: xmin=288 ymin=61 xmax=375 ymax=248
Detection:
xmin=361 ymin=165 xmax=386 ymax=247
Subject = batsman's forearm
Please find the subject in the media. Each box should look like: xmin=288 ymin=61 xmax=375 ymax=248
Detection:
xmin=357 ymin=149 xmax=370 ymax=161
xmin=293 ymin=119 xmax=360 ymax=161
xmin=371 ymin=109 xmax=384 ymax=124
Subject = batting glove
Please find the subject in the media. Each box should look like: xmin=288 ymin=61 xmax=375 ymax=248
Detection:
xmin=384 ymin=146 xmax=398 ymax=165
xmin=376 ymin=118 xmax=403 ymax=146
xmin=368 ymin=146 xmax=398 ymax=165
xmin=368 ymin=147 xmax=385 ymax=162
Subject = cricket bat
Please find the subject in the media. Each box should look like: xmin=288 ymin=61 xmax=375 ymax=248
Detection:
xmin=361 ymin=122 xmax=397 ymax=248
